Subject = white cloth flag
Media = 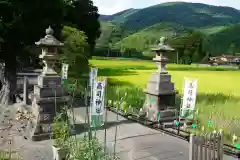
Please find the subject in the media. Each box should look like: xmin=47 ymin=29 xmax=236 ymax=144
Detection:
xmin=61 ymin=63 xmax=69 ymax=80
xmin=181 ymin=78 xmax=198 ymax=110
xmin=92 ymin=79 xmax=106 ymax=116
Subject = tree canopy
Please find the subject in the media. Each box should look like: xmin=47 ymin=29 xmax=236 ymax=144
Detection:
xmin=0 ymin=0 xmax=100 ymax=103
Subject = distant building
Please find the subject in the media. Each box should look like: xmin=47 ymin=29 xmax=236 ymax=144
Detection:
xmin=209 ymin=54 xmax=240 ymax=65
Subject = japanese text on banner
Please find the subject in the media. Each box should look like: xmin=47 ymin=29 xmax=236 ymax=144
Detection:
xmin=61 ymin=63 xmax=69 ymax=80
xmin=89 ymin=67 xmax=98 ymax=87
xmin=182 ymin=78 xmax=197 ymax=110
xmin=92 ymin=79 xmax=106 ymax=116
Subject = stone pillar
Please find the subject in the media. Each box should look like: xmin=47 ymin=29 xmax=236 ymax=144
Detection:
xmin=23 ymin=76 xmax=29 ymax=105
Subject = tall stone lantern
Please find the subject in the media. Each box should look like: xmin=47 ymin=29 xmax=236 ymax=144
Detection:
xmin=28 ymin=26 xmax=69 ymax=141
xmin=142 ymin=37 xmax=178 ymax=122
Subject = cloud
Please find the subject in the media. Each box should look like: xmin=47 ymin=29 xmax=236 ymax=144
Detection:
xmin=93 ymin=0 xmax=133 ymax=15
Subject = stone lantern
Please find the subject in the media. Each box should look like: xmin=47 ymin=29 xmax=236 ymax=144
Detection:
xmin=35 ymin=26 xmax=64 ymax=76
xmin=28 ymin=26 xmax=69 ymax=141
xmin=141 ymin=37 xmax=178 ymax=122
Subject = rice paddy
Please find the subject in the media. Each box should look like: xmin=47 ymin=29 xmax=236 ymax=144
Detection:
xmin=90 ymin=59 xmax=240 ymax=144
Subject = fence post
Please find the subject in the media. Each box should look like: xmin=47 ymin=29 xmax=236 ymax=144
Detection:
xmin=219 ymin=133 xmax=224 ymax=160
xmin=237 ymin=151 xmax=240 ymax=160
xmin=189 ymin=134 xmax=194 ymax=160
xmin=23 ymin=76 xmax=29 ymax=105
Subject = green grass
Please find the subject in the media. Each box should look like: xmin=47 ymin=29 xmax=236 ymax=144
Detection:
xmin=90 ymin=59 xmax=240 ymax=145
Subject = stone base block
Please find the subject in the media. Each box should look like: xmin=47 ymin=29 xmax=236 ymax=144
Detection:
xmin=159 ymin=109 xmax=177 ymax=118
xmin=32 ymin=95 xmax=70 ymax=105
xmin=38 ymin=74 xmax=61 ymax=88
xmin=31 ymin=133 xmax=52 ymax=141
xmin=146 ymin=108 xmax=177 ymax=122
xmin=34 ymin=85 xmax=65 ymax=98
xmin=26 ymin=96 xmax=69 ymax=141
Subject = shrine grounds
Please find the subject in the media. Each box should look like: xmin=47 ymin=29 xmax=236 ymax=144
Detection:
xmin=90 ymin=58 xmax=240 ymax=144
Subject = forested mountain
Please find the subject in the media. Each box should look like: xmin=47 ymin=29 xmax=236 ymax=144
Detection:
xmin=99 ymin=9 xmax=140 ymax=23
xmin=96 ymin=2 xmax=240 ymax=62
xmin=100 ymin=2 xmax=240 ymax=30
xmin=204 ymin=24 xmax=240 ymax=55
xmin=114 ymin=22 xmax=191 ymax=55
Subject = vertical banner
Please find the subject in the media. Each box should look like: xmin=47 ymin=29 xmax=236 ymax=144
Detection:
xmin=90 ymin=77 xmax=106 ymax=128
xmin=89 ymin=67 xmax=98 ymax=126
xmin=180 ymin=77 xmax=198 ymax=119
xmin=61 ymin=63 xmax=69 ymax=80
xmin=89 ymin=67 xmax=98 ymax=87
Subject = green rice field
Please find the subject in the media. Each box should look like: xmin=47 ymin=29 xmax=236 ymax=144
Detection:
xmin=90 ymin=59 xmax=240 ymax=144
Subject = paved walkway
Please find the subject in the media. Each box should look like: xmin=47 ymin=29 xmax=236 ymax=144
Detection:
xmin=72 ymin=106 xmax=236 ymax=160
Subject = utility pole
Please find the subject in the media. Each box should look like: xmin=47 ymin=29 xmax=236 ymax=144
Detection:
xmin=176 ymin=52 xmax=179 ymax=64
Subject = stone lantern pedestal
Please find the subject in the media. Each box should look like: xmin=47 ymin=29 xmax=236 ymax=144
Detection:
xmin=142 ymin=37 xmax=178 ymax=122
xmin=27 ymin=27 xmax=70 ymax=141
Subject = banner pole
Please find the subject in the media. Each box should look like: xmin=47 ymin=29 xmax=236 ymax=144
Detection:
xmin=104 ymin=78 xmax=108 ymax=154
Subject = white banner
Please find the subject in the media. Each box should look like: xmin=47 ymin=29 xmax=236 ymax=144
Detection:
xmin=91 ymin=79 xmax=106 ymax=116
xmin=90 ymin=78 xmax=106 ymax=127
xmin=61 ymin=63 xmax=69 ymax=80
xmin=89 ymin=67 xmax=98 ymax=87
xmin=181 ymin=78 xmax=198 ymax=110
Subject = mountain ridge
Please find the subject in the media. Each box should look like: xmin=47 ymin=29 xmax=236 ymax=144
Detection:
xmin=96 ymin=2 xmax=240 ymax=57
xmin=99 ymin=2 xmax=240 ymax=30
xmin=100 ymin=1 xmax=240 ymax=19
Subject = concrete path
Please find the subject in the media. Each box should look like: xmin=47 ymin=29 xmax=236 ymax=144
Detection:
xmin=72 ymin=106 xmax=236 ymax=160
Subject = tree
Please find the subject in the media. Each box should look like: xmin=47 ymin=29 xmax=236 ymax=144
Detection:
xmin=64 ymin=0 xmax=101 ymax=57
xmin=192 ymin=50 xmax=199 ymax=63
xmin=60 ymin=26 xmax=89 ymax=76
xmin=229 ymin=43 xmax=237 ymax=56
xmin=0 ymin=0 xmax=65 ymax=103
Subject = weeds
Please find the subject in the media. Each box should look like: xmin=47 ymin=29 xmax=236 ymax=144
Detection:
xmin=67 ymin=136 xmax=118 ymax=160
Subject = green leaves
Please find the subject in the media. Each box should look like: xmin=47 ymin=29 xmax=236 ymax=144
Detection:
xmin=157 ymin=112 xmax=161 ymax=121
xmin=235 ymin=144 xmax=240 ymax=150
xmin=68 ymin=83 xmax=74 ymax=90
xmin=175 ymin=121 xmax=180 ymax=127
xmin=192 ymin=123 xmax=197 ymax=129
xmin=61 ymin=79 xmax=76 ymax=90
xmin=207 ymin=121 xmax=212 ymax=127
xmin=61 ymin=79 xmax=68 ymax=85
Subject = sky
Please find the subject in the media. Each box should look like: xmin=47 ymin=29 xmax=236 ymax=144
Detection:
xmin=92 ymin=0 xmax=239 ymax=15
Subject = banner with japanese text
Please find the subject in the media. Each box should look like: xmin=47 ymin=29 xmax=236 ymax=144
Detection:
xmin=89 ymin=67 xmax=98 ymax=87
xmin=90 ymin=78 xmax=106 ymax=127
xmin=61 ymin=63 xmax=69 ymax=80
xmin=180 ymin=78 xmax=198 ymax=119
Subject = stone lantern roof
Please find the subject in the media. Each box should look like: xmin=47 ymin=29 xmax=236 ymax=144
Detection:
xmin=35 ymin=26 xmax=64 ymax=47
xmin=151 ymin=37 xmax=174 ymax=52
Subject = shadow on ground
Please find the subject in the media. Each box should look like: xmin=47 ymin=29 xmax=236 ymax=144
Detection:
xmin=72 ymin=119 xmax=133 ymax=135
